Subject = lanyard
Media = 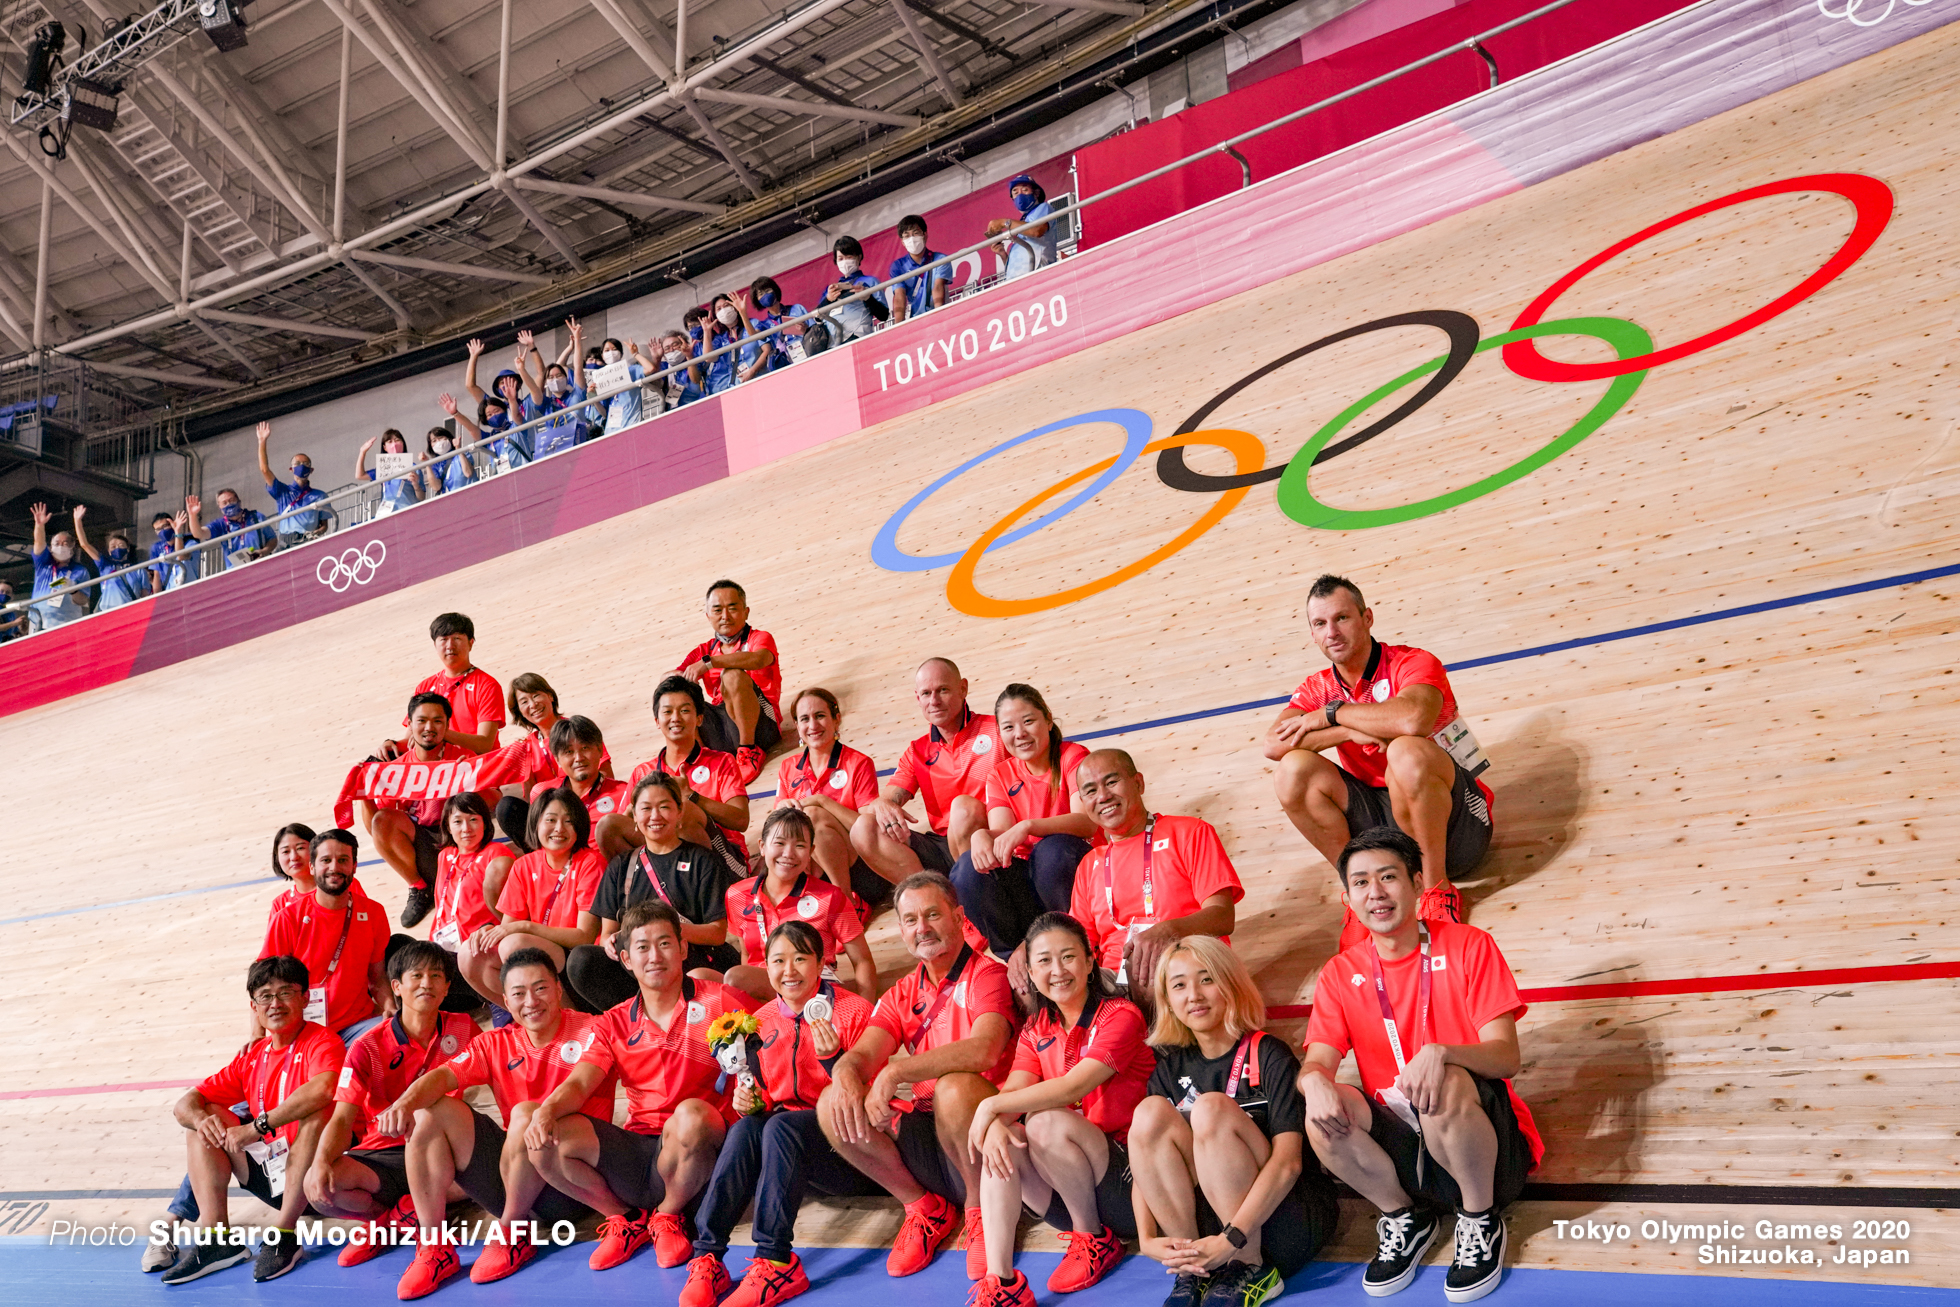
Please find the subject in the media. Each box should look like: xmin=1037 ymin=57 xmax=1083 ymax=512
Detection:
xmin=538 ymin=856 xmax=574 ymax=924
xmin=633 ymin=849 xmax=677 ymax=908
xmin=441 ymin=847 xmax=479 ymax=927
xmin=1370 ymin=923 xmax=1433 ymax=1075
xmin=1225 ymin=1030 xmax=1265 ymax=1097
xmin=251 ymin=1035 xmax=306 ymax=1117
xmin=324 ymin=900 xmax=354 ymax=974
xmin=909 ymin=945 xmax=973 ymax=1050
xmin=1102 ymin=815 xmax=1157 ymax=918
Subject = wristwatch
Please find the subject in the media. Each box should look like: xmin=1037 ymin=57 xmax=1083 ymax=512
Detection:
xmin=1223 ymin=1224 xmax=1248 ymax=1250
xmin=1324 ymin=700 xmax=1342 ymax=728
xmin=253 ymin=1113 xmax=275 ymax=1139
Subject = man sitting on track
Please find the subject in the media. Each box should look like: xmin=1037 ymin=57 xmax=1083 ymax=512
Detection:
xmin=525 ymin=900 xmax=760 ymax=1272
xmin=383 ymin=947 xmax=616 ymax=1297
xmin=1263 ymin=574 xmax=1493 ymax=947
xmin=527 ymin=715 xmax=633 ymax=857
xmin=1299 ymin=830 xmax=1541 ymax=1304
xmin=260 ymin=829 xmax=392 ymax=1045
xmin=302 ymin=941 xmax=479 ymax=1262
xmin=630 ymin=676 xmax=754 ymax=880
xmin=818 ymin=872 xmax=1018 ymax=1281
xmin=360 ymin=692 xmax=477 ymax=926
xmin=1066 ymin=749 xmax=1242 ymax=1010
xmin=850 ymin=658 xmax=1000 ymax=888
xmin=677 ymin=580 xmax=783 ymax=782
xmin=160 ymin=956 xmax=341 ymax=1285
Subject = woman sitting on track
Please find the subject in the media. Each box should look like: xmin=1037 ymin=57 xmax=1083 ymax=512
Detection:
xmin=679 ymin=920 xmax=883 ymax=1307
xmin=431 ymin=792 xmax=517 ymax=1008
xmin=965 ymin=912 xmax=1155 ymax=1304
xmin=266 ymin=821 xmax=319 ymax=922
xmin=481 ymin=788 xmax=605 ymax=981
xmin=723 ymin=808 xmax=877 ymax=1003
xmin=772 ymin=686 xmax=888 ymax=911
xmin=1130 ymin=936 xmax=1338 ymax=1307
xmin=497 ymin=672 xmax=613 ymax=851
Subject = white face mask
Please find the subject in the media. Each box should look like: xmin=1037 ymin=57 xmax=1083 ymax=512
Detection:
xmin=663 ymin=350 xmax=686 ymax=365
xmin=433 ymin=438 xmax=453 ymax=453
xmin=50 ymin=544 xmax=73 ymax=562
xmin=546 ymin=377 xmax=567 ymax=396
xmin=602 ymin=348 xmax=621 ymax=364
xmin=836 ymin=256 xmax=859 ymax=276
xmin=716 ymin=305 xmax=741 ymax=326
xmin=902 ymin=234 xmax=926 ymax=256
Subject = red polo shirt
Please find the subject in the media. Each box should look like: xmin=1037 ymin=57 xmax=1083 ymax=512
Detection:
xmin=1010 ymin=995 xmax=1154 ymax=1142
xmin=447 ymin=1009 xmax=618 ymax=1123
xmin=578 ymin=979 xmax=760 ymax=1133
xmin=867 ymin=946 xmax=1018 ymax=1108
xmin=1067 ymin=814 xmax=1244 ymax=970
xmin=335 ymin=1012 xmax=480 ymax=1148
xmin=892 ymin=710 xmax=1001 ymax=835
xmin=411 ymin=667 xmax=505 ymax=753
xmin=198 ymin=1022 xmax=344 ymax=1147
xmin=261 ymin=894 xmax=391 ymax=1033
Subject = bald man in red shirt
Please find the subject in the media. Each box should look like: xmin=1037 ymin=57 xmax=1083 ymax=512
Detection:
xmin=851 ymin=657 xmax=999 ymax=890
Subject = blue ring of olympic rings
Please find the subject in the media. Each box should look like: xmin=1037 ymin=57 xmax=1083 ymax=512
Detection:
xmin=869 ymin=408 xmax=1155 ymax=573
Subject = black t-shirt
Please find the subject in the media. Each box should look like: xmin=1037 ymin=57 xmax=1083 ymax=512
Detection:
xmin=591 ymin=842 xmax=738 ymax=972
xmin=1147 ymin=1030 xmax=1305 ymax=1138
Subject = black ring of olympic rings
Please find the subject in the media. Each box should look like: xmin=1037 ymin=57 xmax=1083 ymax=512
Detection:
xmin=1154 ymin=309 xmax=1482 ymax=492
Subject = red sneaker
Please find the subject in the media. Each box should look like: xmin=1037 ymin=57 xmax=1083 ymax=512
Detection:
xmin=1048 ymin=1225 xmax=1124 ymax=1293
xmin=680 ymin=1253 xmax=734 ymax=1307
xmin=589 ymin=1210 xmax=651 ymax=1271
xmin=469 ymin=1225 xmax=536 ymax=1284
xmin=736 ymin=745 xmax=766 ymax=784
xmin=886 ymin=1191 xmax=957 ymax=1276
xmin=967 ymin=1270 xmax=1037 ymax=1307
xmin=725 ymin=1253 xmax=811 ymax=1307
xmin=342 ymin=1195 xmax=417 ymax=1267
xmin=649 ymin=1210 xmax=694 ymax=1268
xmin=962 ymin=1206 xmax=987 ymax=1281
xmin=396 ymin=1242 xmax=461 ymax=1300
xmin=1419 ymin=880 xmax=1465 ymax=926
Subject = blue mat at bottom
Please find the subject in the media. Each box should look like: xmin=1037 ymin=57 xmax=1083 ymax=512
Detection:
xmin=1 ymin=1238 xmax=1951 ymax=1305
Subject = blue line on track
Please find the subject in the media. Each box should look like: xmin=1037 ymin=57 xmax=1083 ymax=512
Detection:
xmin=0 ymin=859 xmax=390 ymax=928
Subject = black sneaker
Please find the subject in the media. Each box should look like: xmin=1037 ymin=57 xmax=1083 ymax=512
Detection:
xmin=1363 ymin=1207 xmax=1439 ymax=1297
xmin=1164 ymin=1271 xmax=1211 ymax=1307
xmin=401 ymin=883 xmax=436 ymax=928
xmin=1443 ymin=1210 xmax=1506 ymax=1303
xmin=160 ymin=1237 xmax=250 ymax=1284
xmin=253 ymin=1232 xmax=304 ymax=1282
xmin=1201 ymin=1260 xmax=1283 ymax=1307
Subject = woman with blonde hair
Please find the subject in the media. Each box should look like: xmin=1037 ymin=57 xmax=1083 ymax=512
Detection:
xmin=1129 ymin=937 xmax=1337 ymax=1307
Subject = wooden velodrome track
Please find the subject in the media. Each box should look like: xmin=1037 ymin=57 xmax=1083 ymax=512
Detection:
xmin=3 ymin=17 xmax=1957 ymax=1293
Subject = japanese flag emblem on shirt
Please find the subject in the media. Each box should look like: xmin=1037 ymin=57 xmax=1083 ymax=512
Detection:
xmin=691 ymin=765 xmax=711 ymax=784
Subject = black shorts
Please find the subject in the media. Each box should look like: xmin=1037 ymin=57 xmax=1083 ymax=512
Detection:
xmin=413 ymin=821 xmax=443 ymax=885
xmin=1341 ymin=763 xmax=1493 ymax=880
xmin=895 ymin=1110 xmax=964 ymax=1205
xmin=457 ymin=1111 xmax=589 ymax=1227
xmin=849 ymin=858 xmax=894 ymax=908
xmin=907 ymin=830 xmax=954 ymax=873
xmin=700 ymin=699 xmax=782 ymax=755
xmin=345 ymin=1146 xmax=412 ymax=1210
xmin=1195 ymin=1165 xmax=1338 ymax=1278
xmin=586 ymin=1115 xmax=667 ymax=1211
xmin=1366 ymin=1074 xmax=1533 ymax=1215
xmin=238 ymin=1147 xmax=295 ymax=1210
xmin=1035 ymin=1134 xmax=1136 ymax=1238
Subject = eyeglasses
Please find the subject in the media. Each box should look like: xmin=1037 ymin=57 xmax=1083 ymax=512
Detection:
xmin=251 ymin=987 xmax=305 ymax=1008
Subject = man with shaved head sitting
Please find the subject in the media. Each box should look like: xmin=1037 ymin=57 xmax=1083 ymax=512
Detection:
xmin=851 ymin=657 xmax=1001 ymax=890
xmin=1066 ymin=749 xmax=1244 ymax=1011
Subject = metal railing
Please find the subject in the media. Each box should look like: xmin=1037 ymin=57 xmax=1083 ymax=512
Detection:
xmin=0 ymin=0 xmax=1603 ymax=639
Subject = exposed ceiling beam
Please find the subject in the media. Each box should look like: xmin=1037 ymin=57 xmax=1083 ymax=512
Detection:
xmin=513 ymin=177 xmax=725 ymax=216
xmin=678 ymin=94 xmax=767 ymax=197
xmin=889 ymin=0 xmax=964 ymax=106
xmin=198 ymin=309 xmax=378 ymax=342
xmin=184 ymin=313 xmax=266 ymax=378
xmin=347 ymin=250 xmax=554 ymax=285
xmin=79 ymin=359 xmax=240 ymax=390
xmin=691 ymin=86 xmax=921 ymax=128
xmin=0 ymin=130 xmax=178 ymax=303
xmin=905 ymin=0 xmax=1020 ymax=63
xmin=1020 ymin=0 xmax=1146 ymax=14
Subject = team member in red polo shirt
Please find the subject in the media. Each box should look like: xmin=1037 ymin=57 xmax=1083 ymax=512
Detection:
xmin=723 ymin=808 xmax=876 ymax=1001
xmin=362 ymin=692 xmax=477 ymax=925
xmin=631 ymin=675 xmax=753 ymax=879
xmin=160 ymin=956 xmax=341 ymax=1285
xmin=966 ymin=913 xmax=1153 ymax=1303
xmin=1263 ymin=575 xmax=1493 ymax=947
xmin=261 ymin=829 xmax=392 ymax=1044
xmin=679 ymin=921 xmax=882 ymax=1307
xmin=818 ymin=872 xmax=1017 ymax=1281
xmin=381 ymin=947 xmax=614 ymax=1296
xmin=678 ymin=580 xmax=783 ymax=781
xmin=303 ymin=942 xmax=479 ymax=1261
xmin=774 ymin=687 xmax=886 ymax=908
xmin=1065 ymin=750 xmax=1242 ymax=1006
xmin=526 ymin=715 xmax=633 ymax=858
xmin=526 ymin=900 xmax=760 ymax=1271
xmin=1299 ymin=829 xmax=1539 ymax=1304
xmin=402 ymin=612 xmax=506 ymax=754
xmin=428 ymin=793 xmax=515 ymax=1007
xmin=850 ymin=658 xmax=1000 ymax=888
xmin=496 ymin=672 xmax=614 ymax=849
xmin=954 ymin=684 xmax=1094 ymax=958
xmin=266 ymin=823 xmax=318 ymax=923
xmin=481 ymin=789 xmax=606 ymax=985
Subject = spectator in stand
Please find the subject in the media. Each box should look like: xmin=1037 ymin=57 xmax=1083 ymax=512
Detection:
xmin=965 ymin=912 xmax=1153 ymax=1301
xmin=519 ymin=322 xmax=588 ymax=459
xmin=629 ymin=675 xmax=754 ymax=880
xmin=187 ymin=486 xmax=273 ymax=567
xmin=702 ymin=293 xmax=750 ymax=394
xmin=889 ymin=215 xmax=952 ymax=323
xmin=565 ymin=772 xmax=739 ymax=1013
xmin=678 ymin=919 xmax=882 ymax=1307
xmin=656 ymin=329 xmax=706 ymax=410
xmin=1298 ymin=829 xmax=1539 ymax=1303
xmin=361 ymin=692 xmax=476 ymax=922
xmin=993 ymin=174 xmax=1058 ymax=280
xmin=159 ymin=955 xmax=340 ymax=1286
xmin=255 ymin=421 xmax=333 ymax=545
xmin=746 ymin=275 xmax=807 ymax=373
xmin=678 ymin=578 xmax=782 ymax=779
xmin=388 ymin=612 xmax=505 ymax=757
xmin=497 ymin=671 xmax=612 ymax=849
xmin=462 ymin=338 xmax=534 ymax=475
xmin=851 ymin=657 xmax=999 ymax=889
xmin=1131 ymin=936 xmax=1338 ymax=1307
xmin=147 ymin=508 xmax=197 ymax=592
xmin=26 ymin=501 xmax=94 ymax=630
xmin=594 ymin=337 xmax=645 ymax=437
xmin=357 ymin=430 xmax=424 ymax=517
xmin=817 ymin=236 xmax=888 ymax=343
xmin=260 ymin=829 xmax=393 ymax=1045
xmin=773 ymin=687 xmax=886 ymax=909
xmin=0 ymin=581 xmax=23 ymax=641
xmin=721 ymin=807 xmax=876 ymax=1003
xmin=423 ymin=425 xmax=471 ymax=496
xmin=429 ymin=792 xmax=516 ymax=1008
xmin=951 ymin=683 xmax=1093 ymax=960
xmin=73 ymin=507 xmax=148 ymax=612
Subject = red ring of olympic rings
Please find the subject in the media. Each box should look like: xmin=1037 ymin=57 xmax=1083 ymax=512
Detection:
xmin=1504 ymin=173 xmax=1894 ymax=382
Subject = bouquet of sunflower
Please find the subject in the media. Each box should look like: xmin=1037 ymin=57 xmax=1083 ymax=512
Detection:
xmin=707 ymin=1010 xmax=764 ymax=1114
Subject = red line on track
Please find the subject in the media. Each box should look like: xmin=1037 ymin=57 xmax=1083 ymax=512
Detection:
xmin=0 ymin=1078 xmax=196 ymax=1101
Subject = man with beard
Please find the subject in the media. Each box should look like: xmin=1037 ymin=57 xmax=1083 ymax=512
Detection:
xmin=260 ymin=829 xmax=393 ymax=1044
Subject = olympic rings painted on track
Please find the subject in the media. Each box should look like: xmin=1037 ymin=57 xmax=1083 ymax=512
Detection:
xmin=1504 ymin=174 xmax=1893 ymax=382
xmin=1275 ymin=317 xmax=1653 ymax=530
xmin=947 ymin=430 xmax=1265 ymax=618
xmin=1157 ymin=310 xmax=1482 ymax=492
xmin=869 ymin=409 xmax=1153 ymax=572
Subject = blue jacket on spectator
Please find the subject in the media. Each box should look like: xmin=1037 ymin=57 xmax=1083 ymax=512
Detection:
xmin=889 ymin=252 xmax=953 ymax=317
xmin=266 ymin=476 xmax=331 ymax=537
xmin=481 ymin=410 xmax=532 ymax=473
xmin=704 ymin=331 xmax=742 ymax=394
xmin=531 ymin=387 xmax=588 ymax=459
xmin=31 ymin=547 xmax=94 ymax=627
xmin=364 ymin=466 xmax=420 ymax=513
xmin=208 ymin=507 xmax=271 ymax=566
xmin=148 ymin=536 xmax=195 ymax=591
xmin=601 ymin=365 xmax=645 ymax=436
xmin=94 ymin=549 xmax=148 ymax=611
xmin=748 ymin=305 xmax=809 ymax=371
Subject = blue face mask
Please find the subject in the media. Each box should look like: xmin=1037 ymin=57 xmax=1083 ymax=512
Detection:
xmin=156 ymin=527 xmax=174 ymax=544
xmin=222 ymin=502 xmax=243 ymax=519
xmin=1012 ymin=190 xmax=1039 ymax=215
xmin=757 ymin=290 xmax=777 ymax=307
xmin=291 ymin=465 xmax=311 ymax=481
xmin=109 ymin=547 xmax=129 ymax=563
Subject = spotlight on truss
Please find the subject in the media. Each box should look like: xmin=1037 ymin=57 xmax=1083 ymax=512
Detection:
xmin=64 ymin=77 xmax=121 ymax=130
xmin=198 ymin=0 xmax=248 ymax=52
